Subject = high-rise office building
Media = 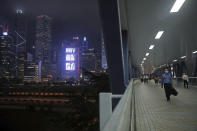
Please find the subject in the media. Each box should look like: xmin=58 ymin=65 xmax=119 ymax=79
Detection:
xmin=0 ymin=29 xmax=15 ymax=79
xmin=35 ymin=15 xmax=52 ymax=79
xmin=81 ymin=48 xmax=96 ymax=72
xmin=15 ymin=9 xmax=26 ymax=80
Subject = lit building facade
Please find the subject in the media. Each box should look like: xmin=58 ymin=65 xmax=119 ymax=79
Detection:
xmin=35 ymin=15 xmax=52 ymax=79
xmin=24 ymin=62 xmax=39 ymax=82
xmin=60 ymin=40 xmax=80 ymax=80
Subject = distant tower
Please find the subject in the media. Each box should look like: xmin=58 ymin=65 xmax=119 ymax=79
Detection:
xmin=35 ymin=15 xmax=52 ymax=79
xmin=101 ymin=32 xmax=108 ymax=70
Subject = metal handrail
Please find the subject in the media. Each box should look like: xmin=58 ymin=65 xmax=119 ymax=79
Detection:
xmin=100 ymin=79 xmax=135 ymax=131
xmin=173 ymin=77 xmax=197 ymax=79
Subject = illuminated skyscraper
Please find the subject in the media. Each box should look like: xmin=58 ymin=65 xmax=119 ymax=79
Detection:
xmin=0 ymin=30 xmax=15 ymax=79
xmin=80 ymin=36 xmax=95 ymax=72
xmin=14 ymin=9 xmax=26 ymax=80
xmin=59 ymin=40 xmax=80 ymax=80
xmin=35 ymin=15 xmax=52 ymax=79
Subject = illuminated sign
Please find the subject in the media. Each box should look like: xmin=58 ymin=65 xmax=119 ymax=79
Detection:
xmin=65 ymin=48 xmax=76 ymax=71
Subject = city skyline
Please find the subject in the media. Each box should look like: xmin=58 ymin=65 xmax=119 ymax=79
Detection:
xmin=0 ymin=0 xmax=107 ymax=82
xmin=0 ymin=6 xmax=106 ymax=82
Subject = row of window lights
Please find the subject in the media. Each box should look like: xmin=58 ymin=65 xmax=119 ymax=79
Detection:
xmin=141 ymin=0 xmax=187 ymax=66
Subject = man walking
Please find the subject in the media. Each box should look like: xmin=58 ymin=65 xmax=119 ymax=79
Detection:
xmin=161 ymin=68 xmax=173 ymax=101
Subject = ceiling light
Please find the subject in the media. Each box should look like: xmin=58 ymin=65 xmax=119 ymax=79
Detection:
xmin=155 ymin=31 xmax=164 ymax=39
xmin=143 ymin=58 xmax=146 ymax=61
xmin=145 ymin=53 xmax=149 ymax=56
xmin=170 ymin=0 xmax=186 ymax=13
xmin=192 ymin=51 xmax=197 ymax=54
xmin=149 ymin=45 xmax=155 ymax=50
xmin=181 ymin=56 xmax=186 ymax=59
xmin=173 ymin=60 xmax=177 ymax=62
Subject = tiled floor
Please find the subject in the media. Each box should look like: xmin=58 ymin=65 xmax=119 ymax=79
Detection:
xmin=135 ymin=81 xmax=197 ymax=131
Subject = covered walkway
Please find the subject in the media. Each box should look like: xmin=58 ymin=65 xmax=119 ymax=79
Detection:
xmin=135 ymin=81 xmax=197 ymax=131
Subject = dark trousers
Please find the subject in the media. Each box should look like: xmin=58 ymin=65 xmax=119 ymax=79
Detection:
xmin=184 ymin=80 xmax=188 ymax=88
xmin=164 ymin=83 xmax=171 ymax=100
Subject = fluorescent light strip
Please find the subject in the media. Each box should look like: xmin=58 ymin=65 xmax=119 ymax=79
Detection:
xmin=170 ymin=0 xmax=186 ymax=13
xmin=192 ymin=51 xmax=197 ymax=54
xmin=145 ymin=53 xmax=149 ymax=56
xmin=181 ymin=56 xmax=186 ymax=59
xmin=155 ymin=31 xmax=164 ymax=39
xmin=149 ymin=45 xmax=155 ymax=50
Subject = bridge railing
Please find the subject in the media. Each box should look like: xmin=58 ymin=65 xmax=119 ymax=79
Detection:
xmin=99 ymin=79 xmax=136 ymax=131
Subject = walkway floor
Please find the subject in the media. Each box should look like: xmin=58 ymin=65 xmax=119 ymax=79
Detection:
xmin=135 ymin=81 xmax=197 ymax=131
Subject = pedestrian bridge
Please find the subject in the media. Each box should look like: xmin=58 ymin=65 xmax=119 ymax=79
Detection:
xmin=100 ymin=79 xmax=197 ymax=131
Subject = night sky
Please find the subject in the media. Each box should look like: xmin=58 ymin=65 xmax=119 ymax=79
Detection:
xmin=0 ymin=0 xmax=102 ymax=50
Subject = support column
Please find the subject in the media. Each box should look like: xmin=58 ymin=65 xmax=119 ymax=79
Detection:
xmin=98 ymin=0 xmax=125 ymax=94
xmin=122 ymin=30 xmax=129 ymax=85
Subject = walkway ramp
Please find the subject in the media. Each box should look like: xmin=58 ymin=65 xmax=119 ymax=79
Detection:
xmin=135 ymin=82 xmax=197 ymax=131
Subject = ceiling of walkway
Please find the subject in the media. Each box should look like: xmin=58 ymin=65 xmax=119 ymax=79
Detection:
xmin=119 ymin=0 xmax=197 ymax=72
